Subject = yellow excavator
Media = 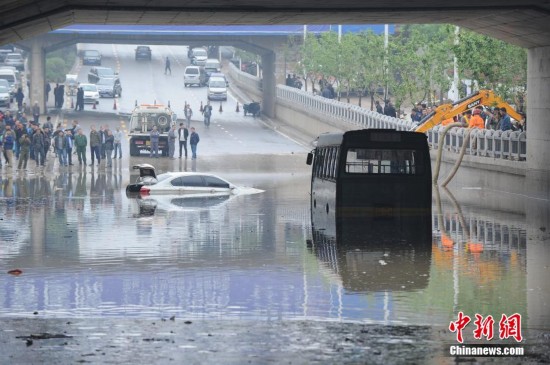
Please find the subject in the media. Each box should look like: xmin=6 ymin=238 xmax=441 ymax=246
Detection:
xmin=414 ymin=89 xmax=525 ymax=133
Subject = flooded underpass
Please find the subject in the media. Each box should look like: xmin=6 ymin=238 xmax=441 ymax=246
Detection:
xmin=0 ymin=153 xmax=548 ymax=364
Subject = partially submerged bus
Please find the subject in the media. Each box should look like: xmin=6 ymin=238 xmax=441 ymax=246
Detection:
xmin=306 ymin=129 xmax=432 ymax=239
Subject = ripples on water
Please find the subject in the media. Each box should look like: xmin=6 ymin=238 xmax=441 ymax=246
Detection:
xmin=0 ymin=160 xmax=532 ymax=330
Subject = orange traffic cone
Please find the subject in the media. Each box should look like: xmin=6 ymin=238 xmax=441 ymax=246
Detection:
xmin=219 ymin=102 xmax=223 ymax=113
xmin=236 ymin=102 xmax=240 ymax=112
xmin=113 ymin=98 xmax=117 ymax=110
xmin=199 ymin=101 xmax=203 ymax=112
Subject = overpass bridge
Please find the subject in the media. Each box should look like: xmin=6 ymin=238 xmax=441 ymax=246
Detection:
xmin=16 ymin=24 xmax=394 ymax=126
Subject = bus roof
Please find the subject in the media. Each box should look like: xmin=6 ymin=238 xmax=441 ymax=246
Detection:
xmin=315 ymin=129 xmax=427 ymax=148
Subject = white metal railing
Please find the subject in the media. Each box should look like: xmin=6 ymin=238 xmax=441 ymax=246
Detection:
xmin=228 ymin=64 xmax=527 ymax=162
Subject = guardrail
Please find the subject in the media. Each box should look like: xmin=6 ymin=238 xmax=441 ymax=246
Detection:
xmin=227 ymin=64 xmax=527 ymax=162
xmin=276 ymin=85 xmax=527 ymax=161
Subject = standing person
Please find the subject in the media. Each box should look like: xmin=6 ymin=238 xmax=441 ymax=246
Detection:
xmin=65 ymin=129 xmax=74 ymax=165
xmin=3 ymin=125 xmax=15 ymax=168
xmin=15 ymin=87 xmax=24 ymax=111
xmin=104 ymin=130 xmax=114 ymax=167
xmin=32 ymin=102 xmax=40 ymax=124
xmin=202 ymin=101 xmax=212 ymax=127
xmin=184 ymin=105 xmax=193 ymax=127
xmin=375 ymin=100 xmax=383 ymax=114
xmin=189 ymin=126 xmax=200 ymax=160
xmin=384 ymin=100 xmax=397 ymax=118
xmin=74 ymin=128 xmax=88 ymax=166
xmin=43 ymin=116 xmax=53 ymax=134
xmin=17 ymin=133 xmax=31 ymax=170
xmin=168 ymin=124 xmax=177 ymax=159
xmin=178 ymin=122 xmax=189 ymax=158
xmin=53 ymin=83 xmax=59 ymax=108
xmin=113 ymin=126 xmax=123 ymax=159
xmin=45 ymin=82 xmax=51 ymax=103
xmin=76 ymin=87 xmax=84 ymax=111
xmin=54 ymin=130 xmax=67 ymax=166
xmin=99 ymin=125 xmax=107 ymax=159
xmin=499 ymin=107 xmax=512 ymax=131
xmin=32 ymin=127 xmax=45 ymax=167
xmin=165 ymin=57 xmax=171 ymax=75
xmin=89 ymin=125 xmax=101 ymax=166
xmin=468 ymin=109 xmax=485 ymax=129
xmin=43 ymin=127 xmax=51 ymax=160
xmin=149 ymin=125 xmax=160 ymax=158
xmin=14 ymin=121 xmax=25 ymax=159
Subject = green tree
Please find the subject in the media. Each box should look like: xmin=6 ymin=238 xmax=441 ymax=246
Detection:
xmin=355 ymin=30 xmax=386 ymax=109
xmin=453 ymin=28 xmax=527 ymax=100
xmin=45 ymin=45 xmax=77 ymax=83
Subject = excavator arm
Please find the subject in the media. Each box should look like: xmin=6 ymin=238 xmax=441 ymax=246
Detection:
xmin=414 ymin=89 xmax=525 ymax=133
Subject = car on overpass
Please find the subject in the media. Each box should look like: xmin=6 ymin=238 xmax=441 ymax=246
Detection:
xmin=82 ymin=50 xmax=102 ymax=65
xmin=88 ymin=66 xmax=117 ymax=84
xmin=135 ymin=46 xmax=152 ymax=61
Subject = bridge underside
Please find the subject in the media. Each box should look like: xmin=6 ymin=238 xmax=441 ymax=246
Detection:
xmin=1 ymin=2 xmax=549 ymax=48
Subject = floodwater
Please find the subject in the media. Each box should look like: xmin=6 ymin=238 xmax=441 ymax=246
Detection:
xmin=0 ymin=153 xmax=548 ymax=340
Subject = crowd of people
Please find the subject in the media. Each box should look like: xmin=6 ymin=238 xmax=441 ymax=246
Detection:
xmin=0 ymin=111 xmax=125 ymax=172
xmin=409 ymin=103 xmax=525 ymax=131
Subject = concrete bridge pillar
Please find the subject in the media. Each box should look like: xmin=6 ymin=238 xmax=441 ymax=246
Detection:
xmin=526 ymin=46 xmax=550 ymax=174
xmin=526 ymin=45 xmax=550 ymax=333
xmin=29 ymin=38 xmax=46 ymax=116
xmin=261 ymin=51 xmax=276 ymax=118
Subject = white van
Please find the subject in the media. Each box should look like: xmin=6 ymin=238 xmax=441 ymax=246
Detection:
xmin=207 ymin=76 xmax=228 ymax=101
xmin=204 ymin=59 xmax=221 ymax=75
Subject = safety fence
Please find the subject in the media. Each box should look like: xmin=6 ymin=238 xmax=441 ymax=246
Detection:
xmin=276 ymin=85 xmax=527 ymax=161
xmin=227 ymin=63 xmax=527 ymax=162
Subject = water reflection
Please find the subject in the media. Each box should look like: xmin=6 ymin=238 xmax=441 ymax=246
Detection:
xmin=309 ymin=223 xmax=432 ymax=293
xmin=0 ymin=165 xmax=542 ymax=331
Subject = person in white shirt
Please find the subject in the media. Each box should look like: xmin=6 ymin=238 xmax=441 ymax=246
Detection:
xmin=178 ymin=122 xmax=189 ymax=158
xmin=113 ymin=126 xmax=123 ymax=159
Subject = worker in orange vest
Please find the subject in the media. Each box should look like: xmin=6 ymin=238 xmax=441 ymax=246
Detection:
xmin=468 ymin=108 xmax=485 ymax=129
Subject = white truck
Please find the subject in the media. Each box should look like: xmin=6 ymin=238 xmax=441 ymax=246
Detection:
xmin=128 ymin=103 xmax=177 ymax=157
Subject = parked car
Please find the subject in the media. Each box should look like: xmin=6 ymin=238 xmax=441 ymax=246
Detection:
xmin=79 ymin=83 xmax=100 ymax=104
xmin=135 ymin=46 xmax=152 ymax=61
xmin=0 ymin=84 xmax=10 ymax=107
xmin=183 ymin=66 xmax=207 ymax=87
xmin=0 ymin=68 xmax=19 ymax=101
xmin=207 ymin=76 xmax=228 ymax=101
xmin=82 ymin=50 xmax=102 ymax=65
xmin=189 ymin=48 xmax=208 ymax=66
xmin=0 ymin=44 xmax=15 ymax=62
xmin=3 ymin=53 xmax=24 ymax=71
xmin=96 ymin=77 xmax=122 ymax=98
xmin=88 ymin=66 xmax=117 ymax=84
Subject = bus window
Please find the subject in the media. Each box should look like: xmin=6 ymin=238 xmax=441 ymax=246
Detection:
xmin=345 ymin=148 xmax=422 ymax=175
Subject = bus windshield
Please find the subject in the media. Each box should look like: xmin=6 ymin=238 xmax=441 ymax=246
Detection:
xmin=345 ymin=148 xmax=421 ymax=175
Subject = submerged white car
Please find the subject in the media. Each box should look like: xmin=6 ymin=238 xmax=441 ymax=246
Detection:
xmin=127 ymin=164 xmax=236 ymax=195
